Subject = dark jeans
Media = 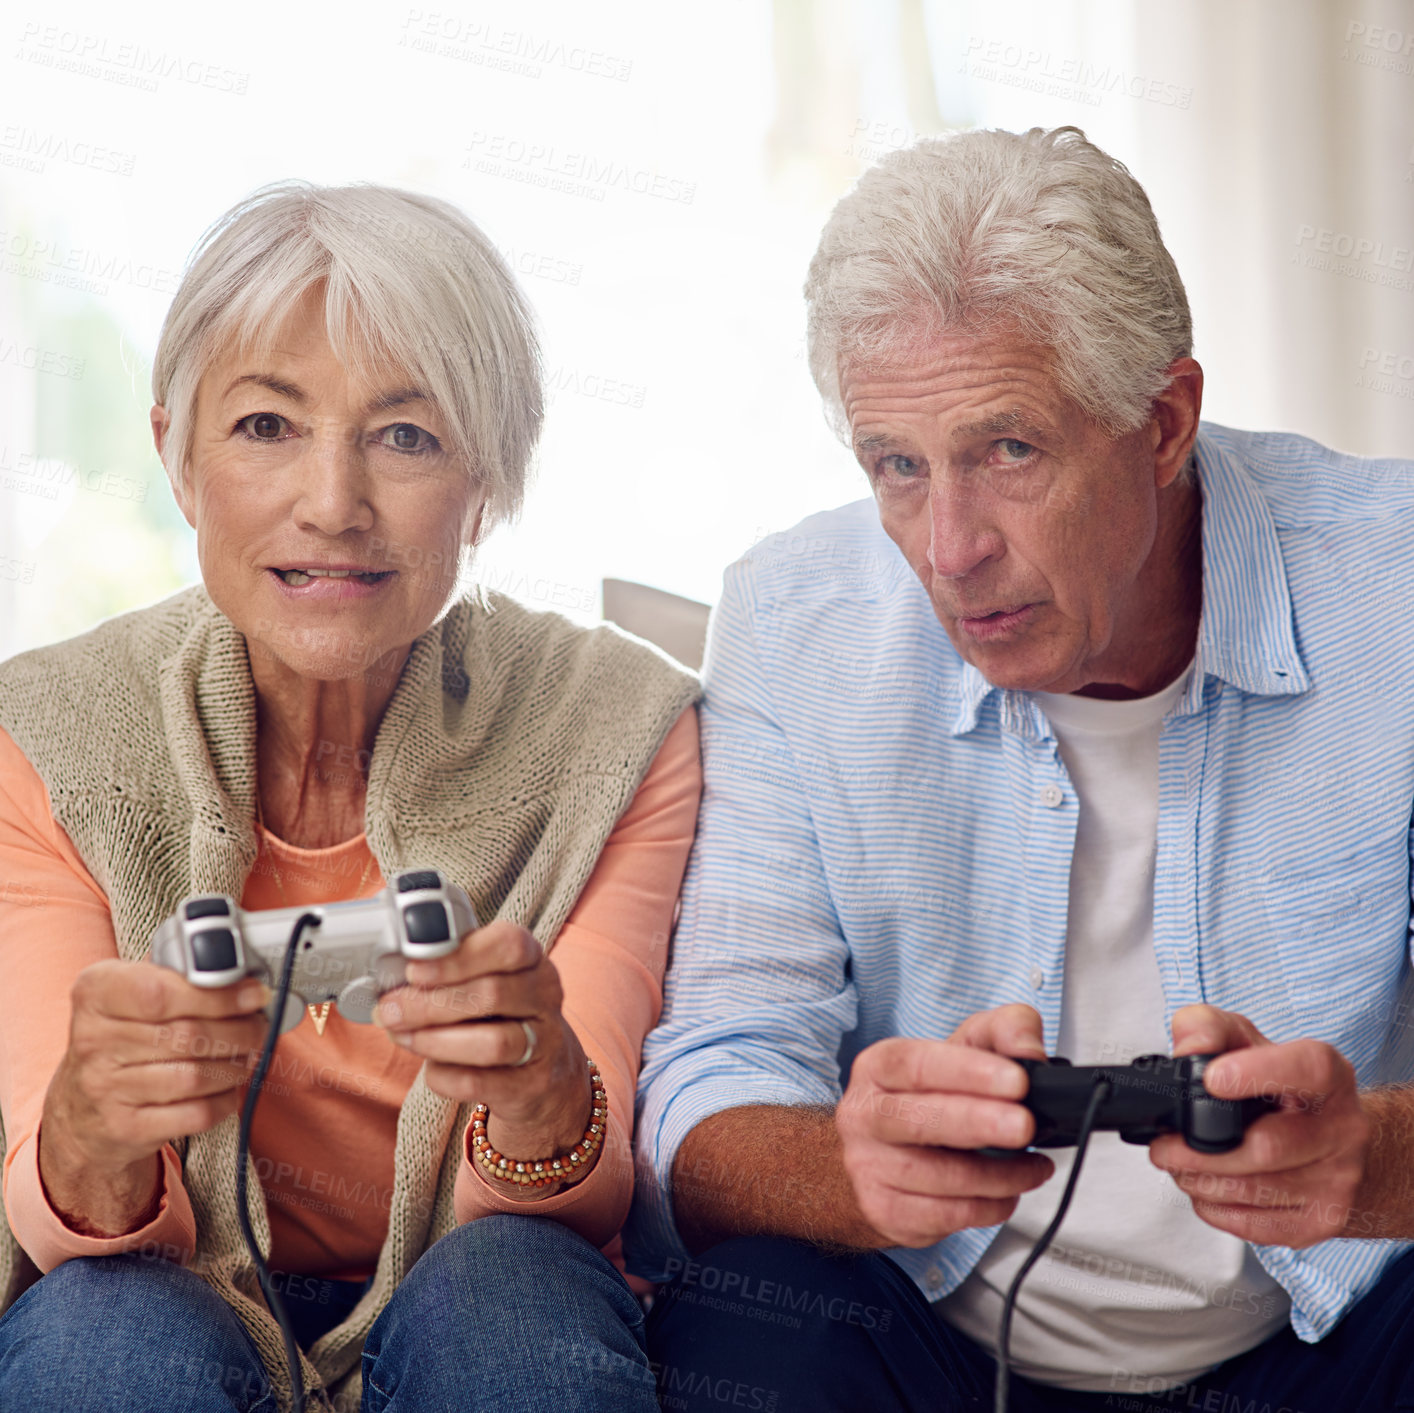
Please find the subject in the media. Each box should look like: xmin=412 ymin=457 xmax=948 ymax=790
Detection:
xmin=645 ymin=1237 xmax=1414 ymax=1412
xmin=0 ymin=1214 xmax=660 ymax=1411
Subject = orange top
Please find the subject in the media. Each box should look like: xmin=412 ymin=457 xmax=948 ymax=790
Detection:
xmin=0 ymin=708 xmax=699 ymax=1278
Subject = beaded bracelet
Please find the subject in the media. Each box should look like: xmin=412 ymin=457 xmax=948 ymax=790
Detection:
xmin=470 ymin=1058 xmax=607 ymax=1189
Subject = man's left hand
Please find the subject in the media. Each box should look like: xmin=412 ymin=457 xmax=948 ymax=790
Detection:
xmin=1149 ymin=1004 xmax=1377 ymax=1248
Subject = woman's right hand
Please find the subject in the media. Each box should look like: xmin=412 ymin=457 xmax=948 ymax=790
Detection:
xmin=38 ymin=960 xmax=270 ymax=1236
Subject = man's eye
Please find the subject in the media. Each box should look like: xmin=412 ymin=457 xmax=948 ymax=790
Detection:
xmin=996 ymin=438 xmax=1035 ymax=463
xmin=379 ymin=423 xmax=439 ymax=454
xmin=237 ymin=413 xmax=291 ymax=441
xmin=876 ymin=453 xmax=924 ymax=480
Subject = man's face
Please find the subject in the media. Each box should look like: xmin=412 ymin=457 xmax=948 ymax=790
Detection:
xmin=843 ymin=331 xmax=1176 ymax=696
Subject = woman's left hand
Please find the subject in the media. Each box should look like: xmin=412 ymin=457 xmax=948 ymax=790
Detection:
xmin=373 ymin=920 xmax=593 ymax=1190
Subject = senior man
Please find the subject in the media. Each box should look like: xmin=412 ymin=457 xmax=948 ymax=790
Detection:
xmin=626 ymin=126 xmax=1414 ymax=1412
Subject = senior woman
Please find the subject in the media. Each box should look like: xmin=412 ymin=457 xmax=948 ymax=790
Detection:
xmin=0 ymin=182 xmax=699 ymax=1412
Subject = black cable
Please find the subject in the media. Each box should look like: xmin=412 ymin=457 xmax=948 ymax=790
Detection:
xmin=236 ymin=910 xmax=320 ymax=1413
xmin=993 ymin=1079 xmax=1112 ymax=1413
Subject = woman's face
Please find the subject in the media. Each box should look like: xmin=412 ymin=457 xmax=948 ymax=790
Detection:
xmin=157 ymin=291 xmax=487 ymax=687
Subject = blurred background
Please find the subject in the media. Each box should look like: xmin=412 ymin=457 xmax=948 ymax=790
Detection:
xmin=1 ymin=0 xmax=1410 ymax=660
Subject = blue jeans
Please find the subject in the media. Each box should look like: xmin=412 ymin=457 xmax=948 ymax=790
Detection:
xmin=645 ymin=1236 xmax=1414 ymax=1412
xmin=0 ymin=1215 xmax=659 ymax=1411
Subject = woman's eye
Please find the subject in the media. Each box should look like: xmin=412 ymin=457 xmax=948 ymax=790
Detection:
xmin=238 ymin=412 xmax=291 ymax=441
xmin=995 ymin=438 xmax=1035 ymax=463
xmin=876 ymin=453 xmax=924 ymax=480
xmin=380 ymin=423 xmax=438 ymax=454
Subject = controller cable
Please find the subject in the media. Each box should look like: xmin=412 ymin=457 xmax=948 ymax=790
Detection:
xmin=235 ymin=910 xmax=320 ymax=1413
xmin=993 ymin=1077 xmax=1112 ymax=1413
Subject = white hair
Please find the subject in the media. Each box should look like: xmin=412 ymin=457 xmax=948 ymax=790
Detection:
xmin=152 ymin=181 xmax=542 ymax=527
xmin=806 ymin=126 xmax=1193 ymax=441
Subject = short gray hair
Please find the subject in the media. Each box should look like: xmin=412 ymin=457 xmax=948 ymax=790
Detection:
xmin=153 ymin=181 xmax=542 ymax=527
xmin=805 ymin=126 xmax=1192 ymax=439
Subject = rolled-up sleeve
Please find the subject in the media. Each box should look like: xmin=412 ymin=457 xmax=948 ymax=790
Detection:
xmin=625 ymin=560 xmax=858 ymax=1278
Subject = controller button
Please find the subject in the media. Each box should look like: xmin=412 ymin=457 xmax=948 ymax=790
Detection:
xmin=396 ymin=871 xmax=441 ymax=894
xmin=403 ymin=901 xmax=451 ymax=945
xmin=192 ymin=929 xmax=238 ymax=973
xmin=184 ymin=897 xmax=231 ymax=920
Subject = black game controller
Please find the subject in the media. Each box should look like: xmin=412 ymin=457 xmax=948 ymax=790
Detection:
xmin=982 ymin=1053 xmax=1280 ymax=1157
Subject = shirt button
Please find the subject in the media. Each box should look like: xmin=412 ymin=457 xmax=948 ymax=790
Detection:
xmin=1029 ymin=967 xmax=1045 ymax=991
xmin=925 ymin=1266 xmax=944 ymax=1291
xmin=1039 ymin=784 xmax=1064 ymax=808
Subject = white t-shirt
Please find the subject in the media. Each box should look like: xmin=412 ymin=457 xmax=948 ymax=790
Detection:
xmin=934 ymin=665 xmax=1290 ymax=1392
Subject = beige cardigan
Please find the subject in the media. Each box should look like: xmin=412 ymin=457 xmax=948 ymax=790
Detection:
xmin=0 ymin=584 xmax=699 ymax=1410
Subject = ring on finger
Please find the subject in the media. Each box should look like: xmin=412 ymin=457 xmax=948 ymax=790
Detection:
xmin=513 ymin=1019 xmax=537 ymax=1068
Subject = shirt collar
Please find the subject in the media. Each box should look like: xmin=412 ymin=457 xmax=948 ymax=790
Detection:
xmin=1187 ymin=424 xmax=1310 ymax=703
xmin=948 ymin=422 xmax=1310 ymax=737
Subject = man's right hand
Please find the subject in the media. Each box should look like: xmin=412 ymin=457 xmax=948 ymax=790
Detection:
xmin=38 ymin=960 xmax=270 ymax=1234
xmin=835 ymin=1003 xmax=1056 ymax=1248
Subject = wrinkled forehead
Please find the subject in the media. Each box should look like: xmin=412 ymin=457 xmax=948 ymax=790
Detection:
xmin=838 ymin=301 xmax=1062 ymax=382
xmin=839 ymin=328 xmax=1068 ymax=418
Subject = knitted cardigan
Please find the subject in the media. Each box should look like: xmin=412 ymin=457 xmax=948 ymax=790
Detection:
xmin=0 ymin=583 xmax=699 ymax=1410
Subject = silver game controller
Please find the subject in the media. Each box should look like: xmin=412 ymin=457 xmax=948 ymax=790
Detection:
xmin=149 ymin=868 xmax=475 ymax=1032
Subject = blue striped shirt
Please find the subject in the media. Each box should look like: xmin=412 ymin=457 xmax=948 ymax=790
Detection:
xmin=626 ymin=422 xmax=1414 ymax=1343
